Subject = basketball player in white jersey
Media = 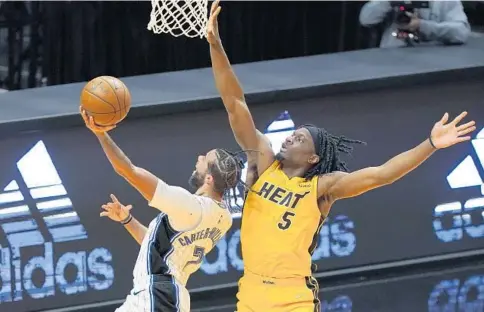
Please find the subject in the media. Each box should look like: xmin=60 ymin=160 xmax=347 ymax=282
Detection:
xmin=81 ymin=110 xmax=242 ymax=312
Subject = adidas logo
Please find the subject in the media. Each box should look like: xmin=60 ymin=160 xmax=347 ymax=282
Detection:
xmin=0 ymin=141 xmax=114 ymax=303
xmin=229 ymin=111 xmax=296 ymax=218
xmin=0 ymin=141 xmax=88 ymax=244
xmin=433 ymin=128 xmax=484 ymax=243
xmin=446 ymin=127 xmax=484 ymax=193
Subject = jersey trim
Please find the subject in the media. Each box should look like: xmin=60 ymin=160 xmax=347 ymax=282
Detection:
xmin=305 ymin=276 xmax=321 ymax=312
xmin=257 ymin=159 xmax=279 ymax=183
xmin=163 ymin=222 xmax=183 ymax=276
xmin=147 ymin=215 xmax=164 ymax=275
xmin=148 ymin=214 xmax=164 ymax=312
xmin=241 ymin=160 xmax=278 ymax=211
xmin=171 ymin=276 xmax=180 ymax=312
xmin=308 ymin=216 xmax=325 ymax=256
xmin=147 ymin=214 xmax=181 ymax=277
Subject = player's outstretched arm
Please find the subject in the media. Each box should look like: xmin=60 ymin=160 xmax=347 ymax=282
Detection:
xmin=81 ymin=109 xmax=202 ymax=232
xmin=323 ymin=112 xmax=476 ymax=201
xmin=100 ymin=194 xmax=147 ymax=245
xmin=206 ymin=0 xmax=274 ymax=175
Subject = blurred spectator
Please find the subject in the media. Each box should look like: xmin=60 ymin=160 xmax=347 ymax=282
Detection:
xmin=359 ymin=1 xmax=470 ymax=47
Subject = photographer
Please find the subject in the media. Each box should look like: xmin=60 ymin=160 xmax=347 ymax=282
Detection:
xmin=359 ymin=1 xmax=470 ymax=48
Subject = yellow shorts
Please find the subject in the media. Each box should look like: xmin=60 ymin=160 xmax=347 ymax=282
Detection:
xmin=236 ymin=270 xmax=320 ymax=312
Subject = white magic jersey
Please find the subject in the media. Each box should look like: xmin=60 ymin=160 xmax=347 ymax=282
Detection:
xmin=132 ymin=195 xmax=232 ymax=291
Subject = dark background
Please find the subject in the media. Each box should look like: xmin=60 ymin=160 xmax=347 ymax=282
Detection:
xmin=324 ymin=265 xmax=484 ymax=312
xmin=1 ymin=1 xmax=483 ymax=311
xmin=2 ymin=1 xmax=484 ymax=90
xmin=336 ymin=266 xmax=484 ymax=312
xmin=191 ymin=260 xmax=484 ymax=311
xmin=1 ymin=78 xmax=483 ymax=311
xmin=40 ymin=1 xmax=371 ymax=86
xmin=38 ymin=1 xmax=484 ymax=85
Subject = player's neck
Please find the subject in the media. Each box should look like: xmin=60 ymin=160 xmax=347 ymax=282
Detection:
xmin=280 ymin=162 xmax=307 ymax=179
xmin=195 ymin=185 xmax=223 ymax=202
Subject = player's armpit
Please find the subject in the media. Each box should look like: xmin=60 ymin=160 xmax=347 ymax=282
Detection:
xmin=322 ymin=167 xmax=385 ymax=201
xmin=148 ymin=179 xmax=203 ymax=232
xmin=227 ymin=113 xmax=274 ymax=177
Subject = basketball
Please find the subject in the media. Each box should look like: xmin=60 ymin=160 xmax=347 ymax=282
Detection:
xmin=80 ymin=76 xmax=131 ymax=127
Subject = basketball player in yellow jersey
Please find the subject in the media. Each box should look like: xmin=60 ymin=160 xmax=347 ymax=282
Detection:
xmin=207 ymin=2 xmax=476 ymax=311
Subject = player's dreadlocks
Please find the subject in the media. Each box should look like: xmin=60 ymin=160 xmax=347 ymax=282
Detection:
xmin=301 ymin=124 xmax=366 ymax=180
xmin=209 ymin=148 xmax=246 ymax=212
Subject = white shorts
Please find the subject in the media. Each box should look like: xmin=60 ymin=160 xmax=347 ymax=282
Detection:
xmin=116 ymin=275 xmax=190 ymax=312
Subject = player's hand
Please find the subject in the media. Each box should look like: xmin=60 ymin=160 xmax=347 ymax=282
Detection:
xmin=430 ymin=111 xmax=476 ymax=149
xmin=399 ymin=12 xmax=420 ymax=32
xmin=206 ymin=0 xmax=221 ymax=45
xmin=100 ymin=194 xmax=132 ymax=222
xmin=80 ymin=106 xmax=116 ymax=134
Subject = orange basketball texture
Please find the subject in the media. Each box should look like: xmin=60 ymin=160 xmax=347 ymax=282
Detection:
xmin=80 ymin=76 xmax=131 ymax=126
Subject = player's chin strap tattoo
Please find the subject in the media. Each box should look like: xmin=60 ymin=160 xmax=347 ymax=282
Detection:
xmin=214 ymin=148 xmax=261 ymax=213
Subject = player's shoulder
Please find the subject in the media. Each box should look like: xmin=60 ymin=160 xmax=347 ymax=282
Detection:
xmin=197 ymin=198 xmax=233 ymax=228
xmin=197 ymin=196 xmax=231 ymax=214
xmin=194 ymin=195 xmax=221 ymax=207
xmin=219 ymin=207 xmax=233 ymax=227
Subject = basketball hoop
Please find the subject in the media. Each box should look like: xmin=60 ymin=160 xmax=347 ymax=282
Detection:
xmin=147 ymin=0 xmax=209 ymax=39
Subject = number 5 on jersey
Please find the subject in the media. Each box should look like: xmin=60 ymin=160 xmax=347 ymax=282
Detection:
xmin=278 ymin=211 xmax=296 ymax=230
xmin=184 ymin=246 xmax=206 ymax=269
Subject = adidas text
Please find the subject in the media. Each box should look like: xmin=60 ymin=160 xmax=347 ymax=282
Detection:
xmin=0 ymin=242 xmax=113 ymax=302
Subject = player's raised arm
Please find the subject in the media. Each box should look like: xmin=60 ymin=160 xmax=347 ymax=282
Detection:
xmin=81 ymin=109 xmax=202 ymax=231
xmin=207 ymin=0 xmax=274 ymax=175
xmin=323 ymin=112 xmax=476 ymax=201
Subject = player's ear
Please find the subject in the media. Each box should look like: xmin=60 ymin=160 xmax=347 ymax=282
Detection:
xmin=205 ymin=174 xmax=214 ymax=186
xmin=308 ymin=154 xmax=320 ymax=165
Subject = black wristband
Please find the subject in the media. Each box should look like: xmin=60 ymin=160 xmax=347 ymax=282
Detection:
xmin=429 ymin=136 xmax=437 ymax=149
xmin=121 ymin=214 xmax=133 ymax=225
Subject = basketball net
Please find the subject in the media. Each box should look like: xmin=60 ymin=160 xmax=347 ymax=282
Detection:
xmin=147 ymin=0 xmax=209 ymax=38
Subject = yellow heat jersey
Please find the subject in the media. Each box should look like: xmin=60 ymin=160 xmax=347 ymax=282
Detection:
xmin=241 ymin=161 xmax=324 ymax=279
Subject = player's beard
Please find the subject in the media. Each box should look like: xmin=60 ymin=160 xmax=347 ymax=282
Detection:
xmin=188 ymin=170 xmax=205 ymax=191
xmin=275 ymin=152 xmax=285 ymax=161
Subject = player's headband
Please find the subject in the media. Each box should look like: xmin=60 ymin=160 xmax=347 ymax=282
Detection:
xmin=302 ymin=125 xmax=322 ymax=154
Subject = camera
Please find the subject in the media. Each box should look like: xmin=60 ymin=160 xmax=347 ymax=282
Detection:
xmin=390 ymin=1 xmax=429 ymax=44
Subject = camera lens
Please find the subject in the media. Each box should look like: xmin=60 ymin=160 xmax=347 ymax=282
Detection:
xmin=396 ymin=12 xmax=411 ymax=24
